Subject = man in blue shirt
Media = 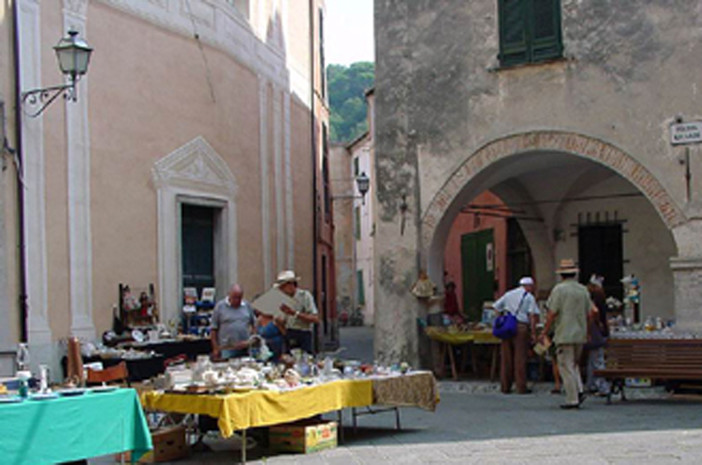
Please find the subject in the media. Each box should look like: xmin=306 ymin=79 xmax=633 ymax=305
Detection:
xmin=210 ymin=284 xmax=255 ymax=359
xmin=494 ymin=276 xmax=540 ymax=394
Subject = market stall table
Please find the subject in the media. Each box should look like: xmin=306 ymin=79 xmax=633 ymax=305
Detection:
xmin=141 ymin=373 xmax=439 ymax=462
xmin=142 ymin=378 xmax=372 ymax=462
xmin=123 ymin=337 xmax=211 ymax=361
xmin=425 ymin=327 xmax=500 ymax=380
xmin=62 ymin=353 xmax=167 ymax=382
xmin=351 ymin=371 xmax=439 ymax=431
xmin=0 ymin=388 xmax=152 ymax=465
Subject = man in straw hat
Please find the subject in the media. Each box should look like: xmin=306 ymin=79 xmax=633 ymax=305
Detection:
xmin=276 ymin=270 xmax=320 ymax=354
xmin=494 ymin=276 xmax=540 ymax=394
xmin=541 ymin=259 xmax=590 ymax=409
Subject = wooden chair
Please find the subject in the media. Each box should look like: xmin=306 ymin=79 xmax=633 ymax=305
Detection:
xmin=86 ymin=361 xmax=130 ymax=387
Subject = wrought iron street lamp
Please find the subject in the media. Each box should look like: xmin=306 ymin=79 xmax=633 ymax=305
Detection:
xmin=22 ymin=30 xmax=93 ymax=118
xmin=355 ymin=171 xmax=370 ymax=205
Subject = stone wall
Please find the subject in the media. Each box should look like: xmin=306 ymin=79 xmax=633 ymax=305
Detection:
xmin=374 ymin=0 xmax=702 ymax=364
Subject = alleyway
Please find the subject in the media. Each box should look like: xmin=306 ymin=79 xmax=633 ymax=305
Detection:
xmin=91 ymin=327 xmax=702 ymax=464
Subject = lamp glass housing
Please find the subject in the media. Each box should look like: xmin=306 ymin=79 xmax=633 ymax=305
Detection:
xmin=356 ymin=172 xmax=370 ymax=196
xmin=54 ymin=30 xmax=93 ymax=78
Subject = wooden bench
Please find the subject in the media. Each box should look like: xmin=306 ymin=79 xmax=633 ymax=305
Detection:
xmin=594 ymin=338 xmax=702 ymax=403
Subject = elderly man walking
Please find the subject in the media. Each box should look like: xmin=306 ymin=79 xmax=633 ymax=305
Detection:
xmin=494 ymin=276 xmax=540 ymax=394
xmin=542 ymin=259 xmax=590 ymax=409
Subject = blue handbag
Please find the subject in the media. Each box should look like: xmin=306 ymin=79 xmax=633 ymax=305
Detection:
xmin=492 ymin=291 xmax=527 ymax=339
xmin=492 ymin=312 xmax=518 ymax=339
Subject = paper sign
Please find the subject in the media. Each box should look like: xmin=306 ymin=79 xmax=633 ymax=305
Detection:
xmin=251 ymin=287 xmax=301 ymax=319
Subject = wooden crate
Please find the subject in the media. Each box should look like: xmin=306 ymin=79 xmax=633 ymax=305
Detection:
xmin=117 ymin=425 xmax=188 ymax=463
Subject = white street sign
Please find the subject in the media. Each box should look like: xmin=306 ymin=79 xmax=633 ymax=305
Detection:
xmin=671 ymin=122 xmax=702 ymax=145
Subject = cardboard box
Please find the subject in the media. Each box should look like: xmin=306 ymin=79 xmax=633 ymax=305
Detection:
xmin=117 ymin=425 xmax=188 ymax=463
xmin=269 ymin=420 xmax=338 ymax=454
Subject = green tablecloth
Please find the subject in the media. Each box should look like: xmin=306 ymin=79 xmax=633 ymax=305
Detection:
xmin=0 ymin=388 xmax=152 ymax=465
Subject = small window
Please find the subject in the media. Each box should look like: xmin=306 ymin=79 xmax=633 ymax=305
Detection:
xmin=354 ymin=206 xmax=361 ymax=239
xmin=356 ymin=270 xmax=365 ymax=306
xmin=498 ymin=0 xmax=563 ymax=67
xmin=353 ymin=157 xmax=360 ymax=176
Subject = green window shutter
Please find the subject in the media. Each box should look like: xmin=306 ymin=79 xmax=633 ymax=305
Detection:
xmin=530 ymin=0 xmax=563 ymax=62
xmin=499 ymin=0 xmax=529 ymax=66
xmin=354 ymin=206 xmax=361 ymax=239
xmin=357 ymin=270 xmax=365 ymax=306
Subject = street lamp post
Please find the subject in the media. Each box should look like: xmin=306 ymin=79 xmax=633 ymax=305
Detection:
xmin=332 ymin=172 xmax=371 ymax=325
xmin=21 ymin=30 xmax=93 ymax=118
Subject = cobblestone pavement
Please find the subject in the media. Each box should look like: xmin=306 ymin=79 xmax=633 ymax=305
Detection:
xmin=90 ymin=327 xmax=702 ymax=464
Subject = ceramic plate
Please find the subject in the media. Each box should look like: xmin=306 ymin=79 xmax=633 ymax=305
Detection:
xmin=90 ymin=386 xmax=118 ymax=393
xmin=57 ymin=388 xmax=87 ymax=397
xmin=0 ymin=396 xmax=23 ymax=404
xmin=29 ymin=393 xmax=58 ymax=401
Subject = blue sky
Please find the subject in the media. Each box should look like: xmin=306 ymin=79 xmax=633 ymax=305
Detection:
xmin=326 ymin=0 xmax=374 ymax=66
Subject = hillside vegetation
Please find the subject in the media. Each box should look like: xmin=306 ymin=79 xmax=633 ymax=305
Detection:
xmin=328 ymin=61 xmax=374 ymax=143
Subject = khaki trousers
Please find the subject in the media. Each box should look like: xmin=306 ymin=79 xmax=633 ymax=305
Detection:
xmin=556 ymin=343 xmax=584 ymax=405
xmin=500 ymin=323 xmax=530 ymax=393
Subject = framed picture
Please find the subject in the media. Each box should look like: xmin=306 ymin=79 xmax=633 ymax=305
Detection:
xmin=183 ymin=287 xmax=198 ymax=305
xmin=201 ymin=287 xmax=216 ymax=303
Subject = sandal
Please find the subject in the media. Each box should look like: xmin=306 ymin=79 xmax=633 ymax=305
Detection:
xmin=550 ymin=388 xmax=562 ymax=394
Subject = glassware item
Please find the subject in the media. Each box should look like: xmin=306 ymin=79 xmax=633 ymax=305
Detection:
xmin=17 ymin=370 xmax=32 ymax=398
xmin=16 ymin=343 xmax=30 ymax=372
xmin=39 ymin=365 xmax=50 ymax=393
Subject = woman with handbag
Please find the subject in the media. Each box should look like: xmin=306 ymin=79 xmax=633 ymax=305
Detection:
xmin=585 ymin=277 xmax=611 ymax=396
xmin=493 ymin=277 xmax=540 ymax=394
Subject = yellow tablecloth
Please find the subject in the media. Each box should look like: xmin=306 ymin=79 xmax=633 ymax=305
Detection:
xmin=425 ymin=327 xmax=500 ymax=345
xmin=141 ymin=379 xmax=373 ymax=437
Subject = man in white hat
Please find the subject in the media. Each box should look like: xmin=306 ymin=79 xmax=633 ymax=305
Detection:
xmin=276 ymin=270 xmax=320 ymax=354
xmin=541 ymin=259 xmax=590 ymax=409
xmin=493 ymin=276 xmax=540 ymax=394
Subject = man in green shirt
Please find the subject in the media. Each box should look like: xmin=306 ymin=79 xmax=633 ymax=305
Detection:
xmin=541 ymin=259 xmax=590 ymax=409
xmin=276 ymin=270 xmax=320 ymax=354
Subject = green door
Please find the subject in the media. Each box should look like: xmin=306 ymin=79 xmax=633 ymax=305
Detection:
xmin=461 ymin=229 xmax=495 ymax=321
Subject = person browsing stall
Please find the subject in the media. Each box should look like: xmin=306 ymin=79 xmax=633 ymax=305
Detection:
xmin=210 ymin=284 xmax=256 ymax=359
xmin=494 ymin=276 xmax=540 ymax=394
xmin=276 ymin=270 xmax=320 ymax=354
xmin=541 ymin=259 xmax=590 ymax=409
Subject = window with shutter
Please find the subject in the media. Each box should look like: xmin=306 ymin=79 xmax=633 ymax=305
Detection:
xmin=498 ymin=0 xmax=563 ymax=67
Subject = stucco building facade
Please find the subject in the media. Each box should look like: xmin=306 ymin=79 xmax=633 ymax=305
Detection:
xmin=373 ymin=0 xmax=702 ymax=365
xmin=1 ymin=0 xmax=331 ymax=376
xmin=331 ymin=89 xmax=375 ymax=327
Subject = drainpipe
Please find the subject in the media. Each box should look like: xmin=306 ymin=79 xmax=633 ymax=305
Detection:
xmin=12 ymin=0 xmax=28 ymax=343
xmin=309 ymin=0 xmax=318 ymax=294
xmin=309 ymin=0 xmax=319 ymax=350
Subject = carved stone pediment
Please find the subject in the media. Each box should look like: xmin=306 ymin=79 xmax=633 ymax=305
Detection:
xmin=152 ymin=136 xmax=237 ymax=196
xmin=63 ymin=0 xmax=89 ymax=17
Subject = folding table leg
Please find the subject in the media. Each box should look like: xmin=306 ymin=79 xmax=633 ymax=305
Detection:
xmin=241 ymin=429 xmax=247 ymax=464
xmin=337 ymin=410 xmax=344 ymax=443
xmin=352 ymin=407 xmax=358 ymax=434
xmin=446 ymin=344 xmax=458 ymax=381
xmin=394 ymin=407 xmax=401 ymax=430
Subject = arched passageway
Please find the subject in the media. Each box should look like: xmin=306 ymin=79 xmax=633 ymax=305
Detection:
xmin=423 ymin=132 xmax=681 ymax=322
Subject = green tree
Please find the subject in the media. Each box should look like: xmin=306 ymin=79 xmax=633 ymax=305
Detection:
xmin=327 ymin=62 xmax=375 ymax=143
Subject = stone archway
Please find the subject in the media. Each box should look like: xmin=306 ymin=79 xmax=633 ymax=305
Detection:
xmin=421 ymin=131 xmax=685 ymax=253
xmin=418 ymin=131 xmax=702 ymax=334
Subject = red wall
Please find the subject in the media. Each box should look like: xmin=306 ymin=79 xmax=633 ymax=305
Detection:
xmin=443 ymin=191 xmax=509 ymax=313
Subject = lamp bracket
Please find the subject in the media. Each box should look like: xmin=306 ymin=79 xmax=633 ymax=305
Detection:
xmin=21 ymin=82 xmax=76 ymax=118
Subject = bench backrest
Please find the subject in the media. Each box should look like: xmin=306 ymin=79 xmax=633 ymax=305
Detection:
xmin=604 ymin=339 xmax=702 ymax=370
